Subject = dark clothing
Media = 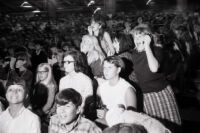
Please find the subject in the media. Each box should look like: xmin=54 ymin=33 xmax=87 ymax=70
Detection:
xmin=52 ymin=63 xmax=65 ymax=85
xmin=31 ymin=50 xmax=48 ymax=73
xmin=131 ymin=47 xmax=168 ymax=93
xmin=90 ymin=59 xmax=103 ymax=78
xmin=6 ymin=69 xmax=33 ymax=92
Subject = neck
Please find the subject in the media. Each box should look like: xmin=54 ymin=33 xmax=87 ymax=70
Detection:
xmin=9 ymin=103 xmax=24 ymax=118
xmin=68 ymin=70 xmax=77 ymax=77
xmin=108 ymin=76 xmax=120 ymax=86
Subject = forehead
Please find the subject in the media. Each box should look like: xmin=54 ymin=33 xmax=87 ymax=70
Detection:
xmin=104 ymin=61 xmax=116 ymax=67
xmin=7 ymin=85 xmax=24 ymax=90
xmin=64 ymin=55 xmax=74 ymax=61
xmin=57 ymin=101 xmax=74 ymax=107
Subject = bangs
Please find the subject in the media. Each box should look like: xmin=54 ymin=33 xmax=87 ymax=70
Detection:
xmin=55 ymin=93 xmax=71 ymax=106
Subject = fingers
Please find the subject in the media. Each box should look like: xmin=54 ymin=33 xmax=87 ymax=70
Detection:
xmin=97 ymin=109 xmax=106 ymax=119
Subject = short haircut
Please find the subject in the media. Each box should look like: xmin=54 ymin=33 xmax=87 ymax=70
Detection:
xmin=6 ymin=79 xmax=27 ymax=94
xmin=55 ymin=88 xmax=82 ymax=107
xmin=104 ymin=56 xmax=125 ymax=70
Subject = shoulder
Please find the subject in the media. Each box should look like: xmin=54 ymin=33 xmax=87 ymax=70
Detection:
xmin=24 ymin=108 xmax=39 ymax=120
xmin=60 ymin=75 xmax=68 ymax=82
xmin=78 ymin=117 xmax=102 ymax=133
xmin=0 ymin=109 xmax=8 ymax=120
xmin=77 ymin=72 xmax=92 ymax=82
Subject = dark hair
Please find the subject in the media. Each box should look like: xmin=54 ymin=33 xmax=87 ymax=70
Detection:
xmin=104 ymin=56 xmax=125 ymax=70
xmin=6 ymin=79 xmax=27 ymax=94
xmin=91 ymin=15 xmax=107 ymax=40
xmin=31 ymin=83 xmax=48 ymax=110
xmin=103 ymin=123 xmax=148 ymax=133
xmin=15 ymin=52 xmax=32 ymax=68
xmin=55 ymin=88 xmax=82 ymax=107
xmin=63 ymin=50 xmax=89 ymax=74
xmin=117 ymin=34 xmax=134 ymax=53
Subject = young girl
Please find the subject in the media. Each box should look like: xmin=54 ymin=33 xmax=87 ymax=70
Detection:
xmin=130 ymin=25 xmax=181 ymax=128
xmin=0 ymin=80 xmax=41 ymax=133
xmin=59 ymin=50 xmax=93 ymax=111
xmin=89 ymin=15 xmax=115 ymax=57
xmin=34 ymin=63 xmax=57 ymax=117
xmin=80 ymin=34 xmax=105 ymax=78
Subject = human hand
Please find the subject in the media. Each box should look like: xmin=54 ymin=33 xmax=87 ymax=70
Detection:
xmin=144 ymin=34 xmax=151 ymax=50
xmin=97 ymin=109 xmax=107 ymax=119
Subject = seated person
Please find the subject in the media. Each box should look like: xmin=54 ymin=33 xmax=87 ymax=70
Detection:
xmin=0 ymin=79 xmax=41 ymax=133
xmin=49 ymin=88 xmax=102 ymax=133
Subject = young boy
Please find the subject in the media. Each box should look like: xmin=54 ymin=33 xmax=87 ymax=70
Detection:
xmin=49 ymin=88 xmax=102 ymax=133
xmin=0 ymin=80 xmax=41 ymax=133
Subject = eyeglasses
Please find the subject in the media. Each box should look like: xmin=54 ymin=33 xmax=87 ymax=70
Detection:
xmin=62 ymin=60 xmax=75 ymax=64
xmin=37 ymin=71 xmax=48 ymax=74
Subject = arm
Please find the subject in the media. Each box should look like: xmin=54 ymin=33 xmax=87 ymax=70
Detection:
xmin=144 ymin=35 xmax=159 ymax=73
xmin=103 ymin=32 xmax=115 ymax=56
xmin=42 ymin=86 xmax=56 ymax=113
xmin=125 ymin=87 xmax=137 ymax=109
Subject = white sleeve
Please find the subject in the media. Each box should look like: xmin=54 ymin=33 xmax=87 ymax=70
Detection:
xmin=29 ymin=116 xmax=41 ymax=133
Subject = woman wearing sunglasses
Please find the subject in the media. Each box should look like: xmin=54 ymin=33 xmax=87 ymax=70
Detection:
xmin=59 ymin=50 xmax=93 ymax=113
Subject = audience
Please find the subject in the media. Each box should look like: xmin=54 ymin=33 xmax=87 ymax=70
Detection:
xmin=0 ymin=6 xmax=200 ymax=133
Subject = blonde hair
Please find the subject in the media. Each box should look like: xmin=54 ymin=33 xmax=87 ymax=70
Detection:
xmin=81 ymin=35 xmax=105 ymax=64
xmin=36 ymin=63 xmax=57 ymax=88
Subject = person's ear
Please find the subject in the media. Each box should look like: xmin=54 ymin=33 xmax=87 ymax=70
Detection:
xmin=117 ymin=67 xmax=121 ymax=74
xmin=76 ymin=106 xmax=82 ymax=114
xmin=99 ymin=24 xmax=102 ymax=29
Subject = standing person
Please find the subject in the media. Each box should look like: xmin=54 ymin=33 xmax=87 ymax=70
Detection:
xmin=97 ymin=56 xmax=137 ymax=123
xmin=89 ymin=15 xmax=115 ymax=57
xmin=0 ymin=79 xmax=41 ymax=133
xmin=49 ymin=88 xmax=102 ymax=133
xmin=80 ymin=34 xmax=105 ymax=79
xmin=59 ymin=50 xmax=93 ymax=111
xmin=33 ymin=63 xmax=57 ymax=119
xmin=130 ymin=25 xmax=181 ymax=130
xmin=31 ymin=41 xmax=48 ymax=73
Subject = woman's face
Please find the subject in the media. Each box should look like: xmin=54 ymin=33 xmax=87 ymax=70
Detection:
xmin=103 ymin=61 xmax=120 ymax=80
xmin=37 ymin=67 xmax=48 ymax=82
xmin=6 ymin=85 xmax=25 ymax=104
xmin=133 ymin=33 xmax=146 ymax=52
xmin=91 ymin=21 xmax=101 ymax=32
xmin=63 ymin=55 xmax=75 ymax=73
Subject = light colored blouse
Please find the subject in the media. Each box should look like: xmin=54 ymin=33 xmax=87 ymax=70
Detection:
xmin=59 ymin=72 xmax=93 ymax=106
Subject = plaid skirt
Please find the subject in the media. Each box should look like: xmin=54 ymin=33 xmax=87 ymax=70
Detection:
xmin=143 ymin=85 xmax=181 ymax=125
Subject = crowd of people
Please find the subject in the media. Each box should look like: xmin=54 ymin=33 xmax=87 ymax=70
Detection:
xmin=0 ymin=7 xmax=200 ymax=133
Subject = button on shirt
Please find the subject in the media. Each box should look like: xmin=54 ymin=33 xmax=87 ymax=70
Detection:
xmin=0 ymin=107 xmax=41 ymax=133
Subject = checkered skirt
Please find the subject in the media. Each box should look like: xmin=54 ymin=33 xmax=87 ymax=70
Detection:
xmin=143 ymin=85 xmax=182 ymax=125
